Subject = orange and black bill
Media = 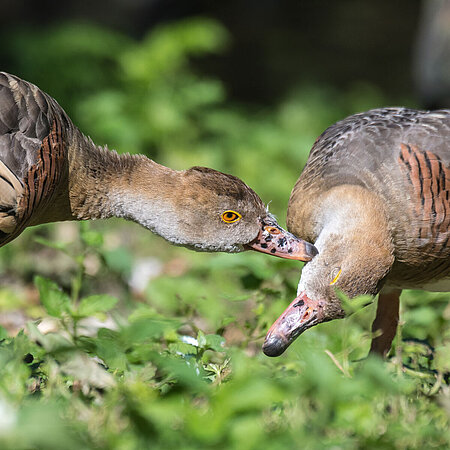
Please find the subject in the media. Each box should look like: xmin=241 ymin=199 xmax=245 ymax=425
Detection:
xmin=262 ymin=292 xmax=325 ymax=357
xmin=245 ymin=216 xmax=318 ymax=261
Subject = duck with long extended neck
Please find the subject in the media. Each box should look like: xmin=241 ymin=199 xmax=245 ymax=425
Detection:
xmin=0 ymin=72 xmax=317 ymax=261
xmin=263 ymin=107 xmax=450 ymax=357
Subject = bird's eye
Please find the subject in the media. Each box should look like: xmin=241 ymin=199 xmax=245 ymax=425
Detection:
xmin=264 ymin=226 xmax=281 ymax=235
xmin=221 ymin=210 xmax=242 ymax=223
xmin=330 ymin=268 xmax=342 ymax=285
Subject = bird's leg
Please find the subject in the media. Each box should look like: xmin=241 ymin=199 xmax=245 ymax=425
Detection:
xmin=369 ymin=289 xmax=402 ymax=357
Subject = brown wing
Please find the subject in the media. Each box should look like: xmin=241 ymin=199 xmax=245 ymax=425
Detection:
xmin=0 ymin=72 xmax=69 ymax=246
xmin=398 ymin=143 xmax=450 ymax=255
xmin=288 ymin=108 xmax=450 ymax=230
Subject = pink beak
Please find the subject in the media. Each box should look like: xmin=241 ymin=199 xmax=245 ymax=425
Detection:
xmin=263 ymin=292 xmax=325 ymax=357
xmin=245 ymin=216 xmax=318 ymax=262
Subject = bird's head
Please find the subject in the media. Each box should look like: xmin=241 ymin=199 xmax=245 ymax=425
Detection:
xmin=156 ymin=166 xmax=318 ymax=260
xmin=262 ymin=232 xmax=394 ymax=357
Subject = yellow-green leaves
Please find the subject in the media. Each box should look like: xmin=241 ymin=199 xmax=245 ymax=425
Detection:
xmin=78 ymin=295 xmax=118 ymax=317
xmin=34 ymin=276 xmax=70 ymax=318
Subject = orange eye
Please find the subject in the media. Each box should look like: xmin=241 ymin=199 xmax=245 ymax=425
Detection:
xmin=264 ymin=226 xmax=281 ymax=235
xmin=221 ymin=210 xmax=242 ymax=223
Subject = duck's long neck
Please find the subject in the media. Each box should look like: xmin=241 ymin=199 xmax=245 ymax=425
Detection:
xmin=65 ymin=132 xmax=182 ymax=237
xmin=308 ymin=185 xmax=395 ymax=296
xmin=312 ymin=185 xmax=392 ymax=249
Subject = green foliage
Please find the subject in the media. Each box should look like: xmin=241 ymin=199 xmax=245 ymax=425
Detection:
xmin=1 ymin=224 xmax=449 ymax=450
xmin=0 ymin=18 xmax=448 ymax=450
xmin=34 ymin=276 xmax=71 ymax=318
xmin=77 ymin=294 xmax=118 ymax=317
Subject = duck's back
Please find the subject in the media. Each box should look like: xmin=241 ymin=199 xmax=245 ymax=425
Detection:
xmin=296 ymin=108 xmax=450 ymax=189
xmin=288 ymin=108 xmax=450 ymax=286
xmin=0 ymin=72 xmax=72 ymax=245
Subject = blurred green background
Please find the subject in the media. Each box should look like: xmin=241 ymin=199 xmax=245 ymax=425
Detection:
xmin=0 ymin=1 xmax=449 ymax=449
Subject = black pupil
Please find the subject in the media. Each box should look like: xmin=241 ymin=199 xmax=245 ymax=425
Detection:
xmin=226 ymin=212 xmax=236 ymax=220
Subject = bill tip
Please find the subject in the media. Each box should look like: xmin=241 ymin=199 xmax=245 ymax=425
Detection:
xmin=262 ymin=335 xmax=288 ymax=357
xmin=306 ymin=242 xmax=319 ymax=258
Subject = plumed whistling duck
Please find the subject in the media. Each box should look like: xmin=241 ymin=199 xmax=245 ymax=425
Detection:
xmin=263 ymin=107 xmax=450 ymax=357
xmin=0 ymin=72 xmax=318 ymax=261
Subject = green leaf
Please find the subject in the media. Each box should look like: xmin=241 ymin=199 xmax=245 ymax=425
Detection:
xmin=337 ymin=290 xmax=373 ymax=314
xmin=34 ymin=236 xmax=69 ymax=252
xmin=26 ymin=322 xmax=73 ymax=353
xmin=225 ymin=294 xmax=252 ymax=302
xmin=168 ymin=342 xmax=198 ymax=356
xmin=205 ymin=334 xmax=226 ymax=352
xmin=221 ymin=317 xmax=236 ymax=327
xmin=80 ymin=222 xmax=104 ymax=247
xmin=95 ymin=341 xmax=128 ymax=372
xmin=194 ymin=332 xmax=225 ymax=352
xmin=102 ymin=247 xmax=133 ymax=276
xmin=60 ymin=351 xmax=115 ymax=388
xmin=34 ymin=276 xmax=70 ymax=317
xmin=435 ymin=342 xmax=450 ymax=373
xmin=0 ymin=325 xmax=8 ymax=339
xmin=197 ymin=330 xmax=207 ymax=349
xmin=123 ymin=318 xmax=179 ymax=344
xmin=154 ymin=352 xmax=208 ymax=393
xmin=17 ymin=399 xmax=86 ymax=450
xmin=78 ymin=294 xmax=118 ymax=317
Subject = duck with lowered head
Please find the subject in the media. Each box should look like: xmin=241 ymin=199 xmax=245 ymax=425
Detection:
xmin=263 ymin=107 xmax=450 ymax=357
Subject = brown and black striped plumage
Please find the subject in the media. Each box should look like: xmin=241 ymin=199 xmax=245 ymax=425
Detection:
xmin=0 ymin=72 xmax=317 ymax=262
xmin=263 ymin=108 xmax=450 ymax=358
xmin=0 ymin=73 xmax=70 ymax=245
xmin=398 ymin=143 xmax=449 ymax=253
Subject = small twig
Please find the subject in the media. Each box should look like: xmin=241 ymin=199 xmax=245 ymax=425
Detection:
xmin=427 ymin=372 xmax=443 ymax=396
xmin=325 ymin=349 xmax=351 ymax=378
xmin=401 ymin=365 xmax=434 ymax=379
